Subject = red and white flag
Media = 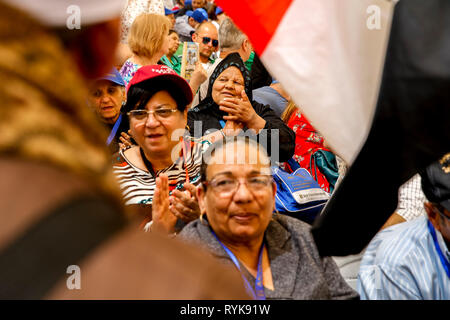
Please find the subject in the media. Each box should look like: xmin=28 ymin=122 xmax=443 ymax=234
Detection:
xmin=215 ymin=0 xmax=394 ymax=165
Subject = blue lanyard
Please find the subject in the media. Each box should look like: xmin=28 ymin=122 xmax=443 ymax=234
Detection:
xmin=219 ymin=120 xmax=226 ymax=128
xmin=106 ymin=113 xmax=122 ymax=146
xmin=211 ymin=230 xmax=266 ymax=300
xmin=427 ymin=220 xmax=450 ymax=279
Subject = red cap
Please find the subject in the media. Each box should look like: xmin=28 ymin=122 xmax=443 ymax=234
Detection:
xmin=126 ymin=65 xmax=193 ymax=105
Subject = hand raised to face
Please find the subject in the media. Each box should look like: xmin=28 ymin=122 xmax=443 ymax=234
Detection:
xmin=219 ymin=90 xmax=266 ymax=131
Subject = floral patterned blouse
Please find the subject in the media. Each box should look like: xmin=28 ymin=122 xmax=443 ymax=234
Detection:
xmin=120 ymin=0 xmax=165 ymax=43
xmin=283 ymin=110 xmax=333 ymax=193
xmin=119 ymin=59 xmax=142 ymax=87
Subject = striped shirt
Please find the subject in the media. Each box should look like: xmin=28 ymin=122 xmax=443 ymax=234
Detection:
xmin=357 ymin=216 xmax=450 ymax=300
xmin=113 ymin=142 xmax=205 ymax=205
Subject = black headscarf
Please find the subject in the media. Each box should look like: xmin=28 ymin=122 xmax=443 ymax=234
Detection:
xmin=192 ymin=53 xmax=253 ymax=115
xmin=188 ymin=53 xmax=295 ymax=162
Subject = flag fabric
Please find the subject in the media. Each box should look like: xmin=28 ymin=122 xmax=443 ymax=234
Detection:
xmin=217 ymin=0 xmax=450 ymax=255
xmin=215 ymin=0 xmax=394 ymax=165
xmin=312 ymin=0 xmax=450 ymax=256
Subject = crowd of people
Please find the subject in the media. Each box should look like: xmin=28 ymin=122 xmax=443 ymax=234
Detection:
xmin=0 ymin=0 xmax=448 ymax=300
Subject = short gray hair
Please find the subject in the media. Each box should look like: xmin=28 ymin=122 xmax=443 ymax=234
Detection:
xmin=219 ymin=18 xmax=247 ymax=51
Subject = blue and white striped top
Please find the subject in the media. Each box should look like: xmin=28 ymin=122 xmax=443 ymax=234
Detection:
xmin=357 ymin=216 xmax=450 ymax=300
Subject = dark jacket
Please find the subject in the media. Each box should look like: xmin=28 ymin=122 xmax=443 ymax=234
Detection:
xmin=187 ymin=53 xmax=295 ymax=162
xmin=250 ymin=53 xmax=273 ymax=90
xmin=179 ymin=214 xmax=360 ymax=300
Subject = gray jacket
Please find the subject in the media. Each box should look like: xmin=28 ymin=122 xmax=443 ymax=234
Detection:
xmin=174 ymin=15 xmax=195 ymax=42
xmin=179 ymin=214 xmax=359 ymax=300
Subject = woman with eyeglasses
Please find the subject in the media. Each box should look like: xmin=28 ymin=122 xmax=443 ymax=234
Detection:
xmin=113 ymin=65 xmax=207 ymax=230
xmin=187 ymin=53 xmax=295 ymax=162
xmin=177 ymin=137 xmax=358 ymax=300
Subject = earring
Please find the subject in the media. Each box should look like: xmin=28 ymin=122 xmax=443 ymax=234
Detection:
xmin=199 ymin=211 xmax=207 ymax=224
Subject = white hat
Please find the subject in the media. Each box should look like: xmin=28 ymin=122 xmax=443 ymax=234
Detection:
xmin=3 ymin=0 xmax=126 ymax=27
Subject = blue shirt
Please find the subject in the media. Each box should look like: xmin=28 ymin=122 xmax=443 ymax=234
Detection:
xmin=357 ymin=216 xmax=450 ymax=300
xmin=252 ymin=86 xmax=287 ymax=118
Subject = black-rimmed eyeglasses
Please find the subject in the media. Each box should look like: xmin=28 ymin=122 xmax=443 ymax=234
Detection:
xmin=127 ymin=109 xmax=178 ymax=122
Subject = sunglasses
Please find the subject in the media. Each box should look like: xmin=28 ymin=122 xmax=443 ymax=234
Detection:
xmin=201 ymin=36 xmax=219 ymax=47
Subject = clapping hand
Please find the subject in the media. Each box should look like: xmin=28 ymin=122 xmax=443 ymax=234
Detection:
xmin=151 ymin=173 xmax=178 ymax=234
xmin=119 ymin=130 xmax=133 ymax=150
xmin=170 ymin=182 xmax=201 ymax=223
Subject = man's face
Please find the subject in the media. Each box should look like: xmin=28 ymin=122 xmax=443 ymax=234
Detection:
xmin=192 ymin=0 xmax=205 ymax=10
xmin=88 ymin=80 xmax=124 ymax=124
xmin=168 ymin=32 xmax=180 ymax=56
xmin=193 ymin=24 xmax=218 ymax=62
xmin=167 ymin=14 xmax=175 ymax=28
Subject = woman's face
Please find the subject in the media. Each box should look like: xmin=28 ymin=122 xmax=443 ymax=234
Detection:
xmin=129 ymin=90 xmax=187 ymax=158
xmin=168 ymin=33 xmax=180 ymax=56
xmin=211 ymin=66 xmax=245 ymax=105
xmin=158 ymin=31 xmax=171 ymax=60
xmin=198 ymin=142 xmax=276 ymax=245
xmin=88 ymin=80 xmax=124 ymax=124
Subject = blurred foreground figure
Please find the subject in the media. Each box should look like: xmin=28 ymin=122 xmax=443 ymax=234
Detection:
xmin=0 ymin=0 xmax=247 ymax=299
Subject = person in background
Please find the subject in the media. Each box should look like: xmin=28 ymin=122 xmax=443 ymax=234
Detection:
xmin=381 ymin=173 xmax=427 ymax=230
xmin=188 ymin=53 xmax=295 ymax=163
xmin=252 ymin=80 xmax=290 ymax=118
xmin=281 ymin=101 xmax=341 ymax=194
xmin=215 ymin=6 xmax=228 ymax=24
xmin=358 ymin=153 xmax=450 ymax=300
xmin=0 ymin=0 xmax=248 ymax=300
xmin=192 ymin=18 xmax=253 ymax=106
xmin=164 ymin=7 xmax=179 ymax=28
xmin=333 ymin=172 xmax=428 ymax=291
xmin=161 ymin=30 xmax=182 ymax=75
xmin=175 ymin=0 xmax=185 ymax=9
xmin=119 ymin=13 xmax=171 ymax=86
xmin=174 ymin=8 xmax=208 ymax=42
xmin=192 ymin=21 xmax=219 ymax=69
xmin=114 ymin=65 xmax=204 ymax=230
xmin=176 ymin=0 xmax=206 ymax=17
xmin=116 ymin=0 xmax=165 ymax=66
xmin=87 ymin=69 xmax=133 ymax=153
xmin=178 ymin=137 xmax=359 ymax=300
xmin=249 ymin=53 xmax=273 ymax=90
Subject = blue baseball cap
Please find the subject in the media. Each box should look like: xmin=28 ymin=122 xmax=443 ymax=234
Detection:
xmin=164 ymin=7 xmax=179 ymax=15
xmin=98 ymin=68 xmax=125 ymax=87
xmin=215 ymin=7 xmax=223 ymax=15
xmin=186 ymin=8 xmax=208 ymax=23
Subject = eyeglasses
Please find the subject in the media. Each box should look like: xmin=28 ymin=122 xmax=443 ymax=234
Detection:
xmin=201 ymin=36 xmax=219 ymax=47
xmin=127 ymin=108 xmax=178 ymax=122
xmin=203 ymin=175 xmax=273 ymax=197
